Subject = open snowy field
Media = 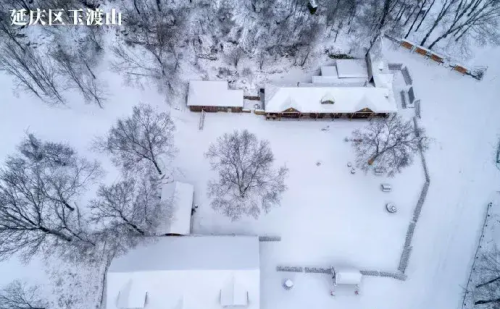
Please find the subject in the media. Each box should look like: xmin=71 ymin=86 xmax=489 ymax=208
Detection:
xmin=1 ymin=38 xmax=500 ymax=309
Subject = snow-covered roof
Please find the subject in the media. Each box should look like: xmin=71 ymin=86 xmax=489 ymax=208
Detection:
xmin=158 ymin=181 xmax=194 ymax=235
xmin=264 ymin=85 xmax=397 ymax=114
xmin=335 ymin=59 xmax=369 ymax=79
xmin=187 ymin=81 xmax=243 ymax=108
xmin=320 ymin=66 xmax=338 ymax=77
xmin=107 ymin=236 xmax=260 ymax=309
xmin=366 ymin=50 xmax=394 ymax=89
xmin=312 ymin=76 xmax=366 ymax=86
xmin=334 ymin=268 xmax=362 ymax=285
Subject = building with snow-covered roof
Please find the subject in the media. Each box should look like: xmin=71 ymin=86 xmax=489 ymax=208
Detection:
xmin=265 ymin=44 xmax=397 ymax=120
xmin=106 ymin=236 xmax=260 ymax=309
xmin=335 ymin=59 xmax=369 ymax=79
xmin=264 ymin=84 xmax=397 ymax=120
xmin=157 ymin=181 xmax=194 ymax=236
xmin=187 ymin=81 xmax=243 ymax=113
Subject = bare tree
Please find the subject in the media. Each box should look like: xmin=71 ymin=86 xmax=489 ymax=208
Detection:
xmin=51 ymin=45 xmax=106 ymax=108
xmin=0 ymin=41 xmax=65 ymax=105
xmin=427 ymin=0 xmax=500 ymax=49
xmin=0 ymin=135 xmax=100 ymax=261
xmin=0 ymin=280 xmax=47 ymax=309
xmin=468 ymin=246 xmax=500 ymax=307
xmin=90 ymin=170 xmax=162 ymax=237
xmin=112 ymin=3 xmax=187 ymax=95
xmin=17 ymin=134 xmax=103 ymax=212
xmin=205 ymin=130 xmax=288 ymax=221
xmin=351 ymin=115 xmax=429 ymax=177
xmin=226 ymin=47 xmax=244 ymax=68
xmin=94 ymin=104 xmax=176 ymax=176
xmin=420 ymin=0 xmax=457 ymax=46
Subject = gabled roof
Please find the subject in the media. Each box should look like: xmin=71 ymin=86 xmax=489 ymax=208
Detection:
xmin=107 ymin=236 xmax=260 ymax=309
xmin=187 ymin=81 xmax=243 ymax=108
xmin=264 ymin=85 xmax=397 ymax=114
xmin=109 ymin=236 xmax=259 ymax=272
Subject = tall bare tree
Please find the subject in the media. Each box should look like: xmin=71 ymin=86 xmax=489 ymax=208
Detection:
xmin=90 ymin=170 xmax=162 ymax=237
xmin=351 ymin=115 xmax=429 ymax=177
xmin=0 ymin=41 xmax=65 ymax=105
xmin=206 ymin=130 xmax=288 ymax=221
xmin=0 ymin=281 xmax=48 ymax=309
xmin=427 ymin=0 xmax=500 ymax=49
xmin=94 ymin=104 xmax=176 ymax=176
xmin=17 ymin=134 xmax=103 ymax=212
xmin=468 ymin=246 xmax=500 ymax=307
xmin=0 ymin=135 xmax=100 ymax=261
xmin=112 ymin=2 xmax=187 ymax=96
xmin=52 ymin=45 xmax=106 ymax=108
xmin=420 ymin=0 xmax=457 ymax=46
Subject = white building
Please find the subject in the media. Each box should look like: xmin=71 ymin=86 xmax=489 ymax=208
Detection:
xmin=187 ymin=81 xmax=243 ymax=113
xmin=264 ymin=48 xmax=397 ymax=120
xmin=106 ymin=236 xmax=260 ymax=309
xmin=157 ymin=181 xmax=194 ymax=236
xmin=264 ymin=85 xmax=397 ymax=120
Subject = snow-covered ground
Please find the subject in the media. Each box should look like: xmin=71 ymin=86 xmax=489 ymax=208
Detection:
xmin=1 ymin=39 xmax=499 ymax=309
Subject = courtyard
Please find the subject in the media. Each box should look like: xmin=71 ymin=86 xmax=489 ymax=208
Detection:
xmin=172 ymin=111 xmax=423 ymax=270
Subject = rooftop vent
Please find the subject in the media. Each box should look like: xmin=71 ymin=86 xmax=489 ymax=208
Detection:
xmin=321 ymin=92 xmax=335 ymax=104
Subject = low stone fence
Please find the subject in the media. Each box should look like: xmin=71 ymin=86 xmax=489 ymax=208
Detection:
xmin=386 ymin=35 xmax=487 ymax=81
xmin=397 ymin=117 xmax=431 ymax=274
xmin=276 ymin=265 xmax=406 ymax=281
xmin=259 ymin=235 xmax=282 ymax=242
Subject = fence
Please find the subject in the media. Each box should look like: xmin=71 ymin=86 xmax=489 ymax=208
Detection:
xmin=461 ymin=202 xmax=494 ymax=309
xmin=396 ymin=117 xmax=431 ymax=275
xmin=386 ymin=35 xmax=487 ymax=81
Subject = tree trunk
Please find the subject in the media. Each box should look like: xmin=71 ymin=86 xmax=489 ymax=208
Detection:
xmin=152 ymin=159 xmax=163 ymax=175
xmin=475 ymin=298 xmax=500 ymax=305
xmin=476 ymin=275 xmax=500 ymax=289
xmin=404 ymin=3 xmax=420 ymax=25
xmin=125 ymin=220 xmax=145 ymax=235
xmin=415 ymin=0 xmax=436 ymax=31
xmin=40 ymin=226 xmax=72 ymax=242
xmin=133 ymin=0 xmax=141 ymax=15
xmin=405 ymin=0 xmax=426 ymax=38
xmin=454 ymin=23 xmax=472 ymax=41
xmin=62 ymin=201 xmax=75 ymax=211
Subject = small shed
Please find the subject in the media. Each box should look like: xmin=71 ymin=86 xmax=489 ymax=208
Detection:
xmin=158 ymin=181 xmax=194 ymax=236
xmin=187 ymin=81 xmax=244 ymax=112
xmin=331 ymin=267 xmax=362 ymax=295
xmin=335 ymin=59 xmax=369 ymax=79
